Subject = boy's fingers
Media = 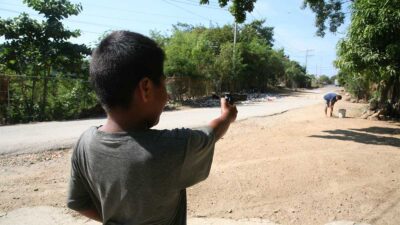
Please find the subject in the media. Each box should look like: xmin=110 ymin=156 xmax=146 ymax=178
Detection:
xmin=220 ymin=97 xmax=228 ymax=105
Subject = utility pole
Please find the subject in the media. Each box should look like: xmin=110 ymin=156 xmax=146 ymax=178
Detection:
xmin=233 ymin=22 xmax=237 ymax=75
xmin=304 ymin=49 xmax=314 ymax=74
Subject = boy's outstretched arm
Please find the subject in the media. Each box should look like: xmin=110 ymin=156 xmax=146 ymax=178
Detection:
xmin=209 ymin=98 xmax=238 ymax=141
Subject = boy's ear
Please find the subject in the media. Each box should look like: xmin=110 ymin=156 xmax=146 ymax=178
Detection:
xmin=136 ymin=77 xmax=152 ymax=103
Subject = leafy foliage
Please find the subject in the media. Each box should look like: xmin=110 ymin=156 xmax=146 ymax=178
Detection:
xmin=199 ymin=0 xmax=348 ymax=36
xmin=152 ymin=20 xmax=310 ymax=97
xmin=0 ymin=0 xmax=92 ymax=123
xmin=336 ymin=0 xmax=400 ymax=117
xmin=199 ymin=0 xmax=256 ymax=23
xmin=302 ymin=0 xmax=348 ymax=37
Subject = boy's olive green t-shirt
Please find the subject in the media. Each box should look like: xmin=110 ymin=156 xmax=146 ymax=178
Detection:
xmin=67 ymin=126 xmax=216 ymax=225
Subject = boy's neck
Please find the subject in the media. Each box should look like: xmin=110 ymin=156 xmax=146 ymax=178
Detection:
xmin=99 ymin=111 xmax=150 ymax=133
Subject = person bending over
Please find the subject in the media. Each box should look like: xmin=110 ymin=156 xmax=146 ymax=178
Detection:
xmin=324 ymin=92 xmax=342 ymax=117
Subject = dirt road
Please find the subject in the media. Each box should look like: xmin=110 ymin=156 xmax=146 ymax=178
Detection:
xmin=0 ymin=92 xmax=399 ymax=225
xmin=0 ymin=88 xmax=324 ymax=155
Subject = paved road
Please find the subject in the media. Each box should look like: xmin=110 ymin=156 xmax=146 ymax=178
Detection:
xmin=0 ymin=87 xmax=333 ymax=155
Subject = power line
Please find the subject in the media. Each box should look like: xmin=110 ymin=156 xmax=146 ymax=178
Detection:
xmin=304 ymin=49 xmax=314 ymax=72
xmin=0 ymin=7 xmax=22 ymax=15
xmin=83 ymin=2 xmax=200 ymax=21
xmin=167 ymin=0 xmax=227 ymax=10
xmin=0 ymin=7 xmax=171 ymax=31
xmin=66 ymin=19 xmax=126 ymax=30
xmin=248 ymin=12 xmax=258 ymax=21
xmin=0 ymin=1 xmax=202 ymax=22
xmin=82 ymin=13 xmax=172 ymax=26
xmin=162 ymin=0 xmax=213 ymax=22
xmin=180 ymin=0 xmax=221 ymax=7
xmin=0 ymin=8 xmax=100 ymax=36
xmin=80 ymin=30 xmax=103 ymax=35
xmin=273 ymin=32 xmax=304 ymax=52
xmin=254 ymin=8 xmax=263 ymax=18
xmin=0 ymin=8 xmax=124 ymax=30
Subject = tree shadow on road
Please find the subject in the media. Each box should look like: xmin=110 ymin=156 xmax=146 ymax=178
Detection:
xmin=351 ymin=126 xmax=400 ymax=135
xmin=309 ymin=128 xmax=400 ymax=148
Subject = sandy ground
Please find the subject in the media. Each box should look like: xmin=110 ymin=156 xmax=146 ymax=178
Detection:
xmin=0 ymin=99 xmax=399 ymax=225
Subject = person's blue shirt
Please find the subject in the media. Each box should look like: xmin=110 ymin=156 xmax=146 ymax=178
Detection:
xmin=324 ymin=93 xmax=338 ymax=104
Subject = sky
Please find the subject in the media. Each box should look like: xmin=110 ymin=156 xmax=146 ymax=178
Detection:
xmin=0 ymin=0 xmax=351 ymax=76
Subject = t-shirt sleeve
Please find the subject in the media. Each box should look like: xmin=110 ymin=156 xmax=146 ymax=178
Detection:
xmin=178 ymin=126 xmax=216 ymax=189
xmin=67 ymin=148 xmax=94 ymax=211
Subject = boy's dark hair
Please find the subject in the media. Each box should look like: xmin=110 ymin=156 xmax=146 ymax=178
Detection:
xmin=337 ymin=95 xmax=342 ymax=100
xmin=90 ymin=31 xmax=165 ymax=111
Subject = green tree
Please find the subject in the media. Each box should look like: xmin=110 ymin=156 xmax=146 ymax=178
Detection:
xmin=164 ymin=25 xmax=207 ymax=78
xmin=240 ymin=19 xmax=274 ymax=47
xmin=318 ymin=75 xmax=332 ymax=85
xmin=335 ymin=0 xmax=400 ymax=116
xmin=162 ymin=21 xmax=300 ymax=94
xmin=283 ymin=59 xmax=309 ymax=88
xmin=0 ymin=0 xmax=91 ymax=122
xmin=200 ymin=0 xmax=256 ymax=23
xmin=213 ymin=42 xmax=245 ymax=91
xmin=330 ymin=75 xmax=337 ymax=84
xmin=302 ymin=0 xmax=348 ymax=37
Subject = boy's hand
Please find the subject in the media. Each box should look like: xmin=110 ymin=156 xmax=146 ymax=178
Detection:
xmin=209 ymin=98 xmax=238 ymax=141
xmin=220 ymin=97 xmax=237 ymax=123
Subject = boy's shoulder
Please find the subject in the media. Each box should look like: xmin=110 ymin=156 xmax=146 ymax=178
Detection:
xmin=71 ymin=126 xmax=215 ymax=165
xmin=154 ymin=126 xmax=214 ymax=140
xmin=74 ymin=126 xmax=214 ymax=149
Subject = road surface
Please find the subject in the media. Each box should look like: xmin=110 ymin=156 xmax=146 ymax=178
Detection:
xmin=0 ymin=88 xmax=332 ymax=155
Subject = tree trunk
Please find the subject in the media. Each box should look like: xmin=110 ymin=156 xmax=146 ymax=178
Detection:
xmin=379 ymin=78 xmax=391 ymax=106
xmin=389 ymin=74 xmax=400 ymax=117
xmin=377 ymin=75 xmax=400 ymax=118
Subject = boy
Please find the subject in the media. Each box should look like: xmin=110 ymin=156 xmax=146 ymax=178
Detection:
xmin=67 ymin=31 xmax=237 ymax=225
xmin=324 ymin=92 xmax=342 ymax=117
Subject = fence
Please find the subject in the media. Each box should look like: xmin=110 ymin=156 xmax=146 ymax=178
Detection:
xmin=166 ymin=76 xmax=214 ymax=101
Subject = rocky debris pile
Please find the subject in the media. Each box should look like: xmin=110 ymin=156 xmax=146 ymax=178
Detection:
xmin=360 ymin=108 xmax=385 ymax=120
xmin=179 ymin=93 xmax=281 ymax=108
xmin=342 ymin=92 xmax=385 ymax=120
xmin=241 ymin=93 xmax=280 ymax=105
xmin=181 ymin=96 xmax=221 ymax=108
xmin=359 ymin=98 xmax=395 ymax=121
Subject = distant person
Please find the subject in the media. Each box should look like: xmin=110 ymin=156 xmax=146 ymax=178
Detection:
xmin=67 ymin=31 xmax=237 ymax=225
xmin=324 ymin=92 xmax=342 ymax=117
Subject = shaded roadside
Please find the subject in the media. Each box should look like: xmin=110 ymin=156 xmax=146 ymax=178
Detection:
xmin=310 ymin=127 xmax=400 ymax=148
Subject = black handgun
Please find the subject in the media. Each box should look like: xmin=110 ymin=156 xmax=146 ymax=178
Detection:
xmin=212 ymin=93 xmax=247 ymax=105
